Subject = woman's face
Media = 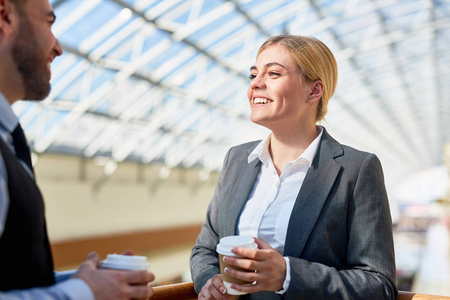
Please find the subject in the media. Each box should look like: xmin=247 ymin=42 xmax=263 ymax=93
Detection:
xmin=247 ymin=44 xmax=316 ymax=131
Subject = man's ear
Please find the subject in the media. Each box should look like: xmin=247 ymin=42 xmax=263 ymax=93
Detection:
xmin=0 ymin=0 xmax=17 ymax=36
xmin=307 ymin=80 xmax=324 ymax=103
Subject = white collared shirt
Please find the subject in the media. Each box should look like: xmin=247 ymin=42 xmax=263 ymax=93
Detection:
xmin=237 ymin=127 xmax=323 ymax=293
xmin=0 ymin=92 xmax=20 ymax=238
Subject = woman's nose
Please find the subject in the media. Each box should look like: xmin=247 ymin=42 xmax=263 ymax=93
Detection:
xmin=250 ymin=75 xmax=265 ymax=89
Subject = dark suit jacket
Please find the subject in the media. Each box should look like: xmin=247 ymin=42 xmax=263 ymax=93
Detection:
xmin=190 ymin=128 xmax=397 ymax=299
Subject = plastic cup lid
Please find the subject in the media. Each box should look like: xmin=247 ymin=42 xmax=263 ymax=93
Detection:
xmin=100 ymin=254 xmax=149 ymax=271
xmin=216 ymin=236 xmax=257 ymax=256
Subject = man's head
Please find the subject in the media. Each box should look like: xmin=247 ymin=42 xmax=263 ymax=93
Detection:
xmin=3 ymin=0 xmax=62 ymax=101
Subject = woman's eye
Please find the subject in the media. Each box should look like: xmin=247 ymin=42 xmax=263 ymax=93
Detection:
xmin=249 ymin=74 xmax=257 ymax=80
xmin=269 ymin=71 xmax=281 ymax=76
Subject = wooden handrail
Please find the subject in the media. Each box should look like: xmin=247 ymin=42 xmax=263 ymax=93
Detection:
xmin=398 ymin=291 xmax=450 ymax=300
xmin=153 ymin=281 xmax=198 ymax=300
xmin=152 ymin=281 xmax=450 ymax=300
xmin=51 ymin=224 xmax=201 ymax=268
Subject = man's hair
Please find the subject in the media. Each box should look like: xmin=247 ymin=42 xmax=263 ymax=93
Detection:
xmin=9 ymin=0 xmax=28 ymax=13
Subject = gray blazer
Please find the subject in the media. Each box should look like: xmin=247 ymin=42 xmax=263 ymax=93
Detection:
xmin=190 ymin=128 xmax=397 ymax=299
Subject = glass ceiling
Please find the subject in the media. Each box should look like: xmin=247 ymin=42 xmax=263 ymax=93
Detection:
xmin=13 ymin=0 xmax=450 ymax=196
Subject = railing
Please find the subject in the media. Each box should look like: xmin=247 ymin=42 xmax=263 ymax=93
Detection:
xmin=152 ymin=281 xmax=450 ymax=300
xmin=153 ymin=281 xmax=197 ymax=300
xmin=398 ymin=292 xmax=450 ymax=300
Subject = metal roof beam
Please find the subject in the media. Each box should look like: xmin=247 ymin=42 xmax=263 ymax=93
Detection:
xmin=306 ymin=0 xmax=424 ymax=165
xmin=226 ymin=0 xmax=271 ymax=38
xmin=110 ymin=0 xmax=248 ymax=79
xmin=373 ymin=2 xmax=436 ymax=164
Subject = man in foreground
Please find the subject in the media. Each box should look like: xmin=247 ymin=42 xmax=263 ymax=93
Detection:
xmin=0 ymin=0 xmax=155 ymax=298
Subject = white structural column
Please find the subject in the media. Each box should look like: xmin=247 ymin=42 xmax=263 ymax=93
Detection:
xmin=412 ymin=220 xmax=450 ymax=296
xmin=445 ymin=143 xmax=450 ymax=202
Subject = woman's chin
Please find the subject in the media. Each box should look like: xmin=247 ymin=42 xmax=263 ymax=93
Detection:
xmin=250 ymin=116 xmax=266 ymax=126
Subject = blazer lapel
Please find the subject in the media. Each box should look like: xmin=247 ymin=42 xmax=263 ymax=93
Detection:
xmin=283 ymin=129 xmax=343 ymax=257
xmin=219 ymin=147 xmax=262 ymax=237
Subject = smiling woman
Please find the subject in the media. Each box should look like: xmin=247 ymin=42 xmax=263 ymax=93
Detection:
xmin=247 ymin=43 xmax=323 ymax=145
xmin=253 ymin=35 xmax=337 ymax=123
xmin=190 ymin=35 xmax=397 ymax=300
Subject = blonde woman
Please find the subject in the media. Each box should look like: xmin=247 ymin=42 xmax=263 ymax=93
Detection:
xmin=190 ymin=35 xmax=397 ymax=300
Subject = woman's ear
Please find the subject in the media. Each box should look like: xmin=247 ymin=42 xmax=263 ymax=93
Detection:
xmin=307 ymin=80 xmax=324 ymax=103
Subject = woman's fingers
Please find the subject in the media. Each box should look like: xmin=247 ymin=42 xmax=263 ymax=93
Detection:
xmin=211 ymin=274 xmax=228 ymax=295
xmin=199 ymin=274 xmax=232 ymax=300
xmin=223 ymin=247 xmax=286 ymax=292
xmin=224 ymin=266 xmax=258 ymax=283
xmin=253 ymin=237 xmax=272 ymax=249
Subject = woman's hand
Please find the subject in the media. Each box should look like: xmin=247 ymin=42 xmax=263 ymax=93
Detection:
xmin=198 ymin=274 xmax=239 ymax=300
xmin=223 ymin=238 xmax=286 ymax=294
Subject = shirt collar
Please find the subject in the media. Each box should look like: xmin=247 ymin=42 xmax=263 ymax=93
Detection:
xmin=0 ymin=91 xmax=19 ymax=133
xmin=248 ymin=126 xmax=323 ymax=167
xmin=248 ymin=134 xmax=271 ymax=165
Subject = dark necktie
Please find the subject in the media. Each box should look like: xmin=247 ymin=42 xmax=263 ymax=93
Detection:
xmin=11 ymin=124 xmax=34 ymax=173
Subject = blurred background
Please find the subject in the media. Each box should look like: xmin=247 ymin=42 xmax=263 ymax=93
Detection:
xmin=13 ymin=0 xmax=450 ymax=294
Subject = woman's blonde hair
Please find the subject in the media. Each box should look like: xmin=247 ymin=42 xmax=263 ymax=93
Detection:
xmin=257 ymin=35 xmax=338 ymax=122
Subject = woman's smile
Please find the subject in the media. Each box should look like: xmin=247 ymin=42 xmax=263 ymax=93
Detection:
xmin=252 ymin=97 xmax=273 ymax=104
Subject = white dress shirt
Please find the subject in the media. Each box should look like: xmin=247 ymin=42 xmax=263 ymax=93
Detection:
xmin=0 ymin=92 xmax=94 ymax=300
xmin=237 ymin=127 xmax=323 ymax=293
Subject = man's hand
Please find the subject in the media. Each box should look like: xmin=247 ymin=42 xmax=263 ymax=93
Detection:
xmin=73 ymin=252 xmax=155 ymax=300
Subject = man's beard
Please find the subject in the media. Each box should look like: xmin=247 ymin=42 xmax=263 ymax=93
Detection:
xmin=12 ymin=16 xmax=51 ymax=101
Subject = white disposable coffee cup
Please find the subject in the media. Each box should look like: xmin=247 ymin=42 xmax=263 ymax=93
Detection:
xmin=216 ymin=236 xmax=257 ymax=295
xmin=100 ymin=254 xmax=149 ymax=271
